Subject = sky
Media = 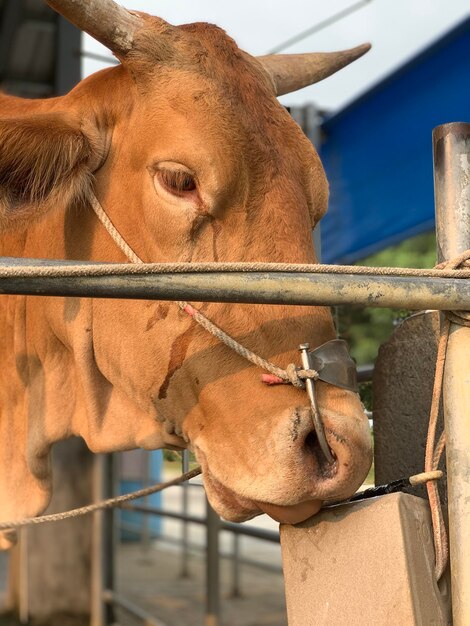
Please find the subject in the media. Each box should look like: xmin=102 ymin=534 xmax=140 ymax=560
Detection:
xmin=82 ymin=0 xmax=469 ymax=113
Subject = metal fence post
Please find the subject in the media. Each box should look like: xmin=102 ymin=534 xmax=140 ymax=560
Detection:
xmin=230 ymin=533 xmax=241 ymax=598
xmin=18 ymin=529 xmax=29 ymax=624
xmin=91 ymin=454 xmax=115 ymax=626
xmin=104 ymin=455 xmax=116 ymax=624
xmin=141 ymin=451 xmax=151 ymax=554
xmin=180 ymin=450 xmax=191 ymax=578
xmin=433 ymin=121 xmax=470 ymax=625
xmin=205 ymin=500 xmax=221 ymax=626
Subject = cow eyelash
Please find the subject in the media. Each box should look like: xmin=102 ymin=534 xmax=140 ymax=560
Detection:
xmin=156 ymin=168 xmax=197 ymax=196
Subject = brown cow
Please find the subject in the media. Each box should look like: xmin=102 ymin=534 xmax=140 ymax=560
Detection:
xmin=0 ymin=0 xmax=372 ymax=548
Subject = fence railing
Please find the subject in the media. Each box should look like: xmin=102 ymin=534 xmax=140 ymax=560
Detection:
xmin=70 ymin=122 xmax=470 ymax=626
xmin=1 ymin=259 xmax=469 ymax=311
xmin=105 ymin=454 xmax=282 ymax=626
xmin=1 ymin=122 xmax=469 ymax=626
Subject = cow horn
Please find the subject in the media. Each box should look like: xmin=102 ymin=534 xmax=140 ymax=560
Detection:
xmin=45 ymin=0 xmax=143 ymax=56
xmin=258 ymin=43 xmax=371 ymax=96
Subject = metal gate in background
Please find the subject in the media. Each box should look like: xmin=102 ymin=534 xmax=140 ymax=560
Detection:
xmin=93 ymin=449 xmax=284 ymax=626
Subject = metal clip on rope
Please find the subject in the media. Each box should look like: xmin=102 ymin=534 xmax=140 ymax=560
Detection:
xmin=299 ymin=344 xmax=335 ymax=463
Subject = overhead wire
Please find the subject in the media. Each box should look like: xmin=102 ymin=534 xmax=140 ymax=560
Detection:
xmin=267 ymin=0 xmax=374 ymax=54
xmin=79 ymin=2 xmax=375 ymax=65
xmin=81 ymin=50 xmax=119 ymax=65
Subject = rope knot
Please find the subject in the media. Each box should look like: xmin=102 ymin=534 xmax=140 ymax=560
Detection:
xmin=285 ymin=363 xmax=319 ymax=388
xmin=435 ymin=249 xmax=470 ymax=327
xmin=435 ymin=249 xmax=470 ymax=272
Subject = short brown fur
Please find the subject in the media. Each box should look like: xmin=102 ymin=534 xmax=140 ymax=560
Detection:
xmin=0 ymin=5 xmax=371 ymax=547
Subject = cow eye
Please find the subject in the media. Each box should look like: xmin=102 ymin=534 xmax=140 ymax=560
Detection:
xmin=155 ymin=167 xmax=197 ymax=197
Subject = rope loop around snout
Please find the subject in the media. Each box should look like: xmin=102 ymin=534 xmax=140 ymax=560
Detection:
xmin=89 ymin=195 xmax=320 ymax=389
xmin=285 ymin=363 xmax=319 ymax=388
xmin=179 ymin=302 xmax=319 ymax=388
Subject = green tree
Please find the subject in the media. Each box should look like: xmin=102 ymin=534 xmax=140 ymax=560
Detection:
xmin=336 ymin=231 xmax=436 ymax=366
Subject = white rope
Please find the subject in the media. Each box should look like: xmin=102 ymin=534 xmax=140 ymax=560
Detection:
xmin=90 ymin=195 xmax=143 ymax=265
xmin=90 ymin=194 xmax=319 ymax=387
xmin=0 ymin=468 xmax=202 ymax=531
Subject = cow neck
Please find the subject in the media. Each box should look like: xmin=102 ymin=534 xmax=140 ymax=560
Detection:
xmin=88 ymin=192 xmax=334 ymax=462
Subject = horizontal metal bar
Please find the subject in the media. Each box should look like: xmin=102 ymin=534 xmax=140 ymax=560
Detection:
xmin=357 ymin=364 xmax=374 ymax=383
xmin=122 ymin=504 xmax=204 ymax=525
xmin=1 ymin=260 xmax=469 ymax=310
xmin=153 ymin=533 xmax=283 ymax=574
xmin=81 ymin=50 xmax=119 ymax=64
xmin=117 ymin=521 xmax=145 ymax=535
xmin=122 ymin=503 xmax=280 ymax=543
xmin=103 ymin=589 xmax=168 ymax=626
xmin=220 ymin=521 xmax=279 ymax=543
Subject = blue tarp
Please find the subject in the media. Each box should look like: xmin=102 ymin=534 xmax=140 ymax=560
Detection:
xmin=319 ymin=18 xmax=470 ymax=264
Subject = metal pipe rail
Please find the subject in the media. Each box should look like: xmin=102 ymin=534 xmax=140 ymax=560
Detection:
xmin=121 ymin=503 xmax=280 ymax=543
xmin=143 ymin=531 xmax=283 ymax=574
xmin=357 ymin=364 xmax=374 ymax=383
xmin=103 ymin=589 xmax=168 ymax=626
xmin=1 ymin=258 xmax=469 ymax=310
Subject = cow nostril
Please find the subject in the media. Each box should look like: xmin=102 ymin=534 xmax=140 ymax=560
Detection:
xmin=303 ymin=430 xmax=337 ymax=478
xmin=304 ymin=430 xmax=319 ymax=457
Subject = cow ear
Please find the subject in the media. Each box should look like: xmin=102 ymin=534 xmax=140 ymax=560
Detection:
xmin=0 ymin=112 xmax=102 ymax=231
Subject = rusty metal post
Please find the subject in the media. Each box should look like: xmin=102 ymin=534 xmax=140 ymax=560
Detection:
xmin=91 ymin=454 xmax=114 ymax=626
xmin=141 ymin=452 xmax=151 ymax=554
xmin=433 ymin=122 xmax=470 ymax=625
xmin=205 ymin=500 xmax=221 ymax=626
xmin=180 ymin=450 xmax=191 ymax=578
xmin=18 ymin=530 xmax=29 ymax=624
xmin=91 ymin=455 xmax=106 ymax=626
xmin=230 ymin=533 xmax=241 ymax=598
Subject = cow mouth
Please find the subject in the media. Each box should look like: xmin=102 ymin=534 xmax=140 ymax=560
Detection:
xmin=202 ymin=464 xmax=261 ymax=522
xmin=195 ymin=447 xmax=323 ymax=525
xmin=188 ymin=397 xmax=372 ymax=524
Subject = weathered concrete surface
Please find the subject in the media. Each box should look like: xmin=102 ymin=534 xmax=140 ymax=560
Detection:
xmin=373 ymin=311 xmax=447 ymax=505
xmin=280 ymin=493 xmax=451 ymax=626
xmin=7 ymin=438 xmax=93 ymax=622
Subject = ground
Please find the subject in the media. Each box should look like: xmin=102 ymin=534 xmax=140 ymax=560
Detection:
xmin=113 ymin=541 xmax=287 ymax=626
xmin=0 ymin=542 xmax=286 ymax=626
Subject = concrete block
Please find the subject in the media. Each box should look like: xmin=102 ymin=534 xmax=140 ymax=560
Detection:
xmin=373 ymin=311 xmax=447 ymax=506
xmin=280 ymin=493 xmax=451 ymax=626
xmin=8 ymin=438 xmax=93 ymax=621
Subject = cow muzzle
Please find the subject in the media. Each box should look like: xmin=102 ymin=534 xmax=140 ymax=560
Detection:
xmin=188 ymin=337 xmax=371 ymax=525
xmin=263 ymin=339 xmax=358 ymax=465
xmin=193 ymin=389 xmax=372 ymax=526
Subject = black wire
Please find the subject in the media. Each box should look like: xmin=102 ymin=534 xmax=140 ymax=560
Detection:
xmin=80 ymin=3 xmax=375 ymax=62
xmin=348 ymin=478 xmax=410 ymax=502
xmin=268 ymin=0 xmax=374 ymax=54
xmin=324 ymin=477 xmax=412 ymax=508
xmin=81 ymin=50 xmax=119 ymax=65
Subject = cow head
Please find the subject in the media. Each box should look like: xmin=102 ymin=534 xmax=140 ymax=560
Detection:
xmin=0 ymin=0 xmax=372 ymax=543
